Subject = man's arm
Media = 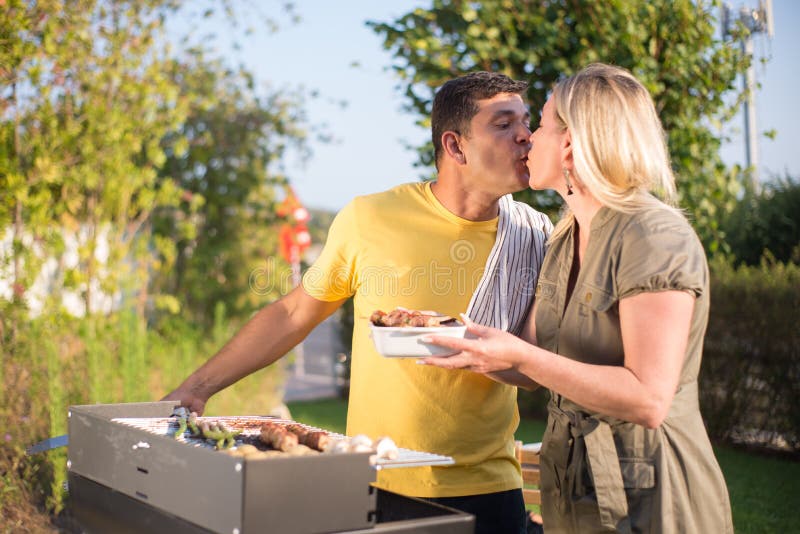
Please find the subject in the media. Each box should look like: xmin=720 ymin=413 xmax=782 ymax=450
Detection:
xmin=487 ymin=369 xmax=540 ymax=389
xmin=162 ymin=287 xmax=346 ymax=414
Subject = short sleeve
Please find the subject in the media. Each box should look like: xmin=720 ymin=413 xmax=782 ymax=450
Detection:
xmin=615 ymin=214 xmax=707 ymax=300
xmin=302 ymin=200 xmax=360 ymax=302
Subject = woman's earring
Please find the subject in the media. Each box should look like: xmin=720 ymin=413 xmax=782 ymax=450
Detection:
xmin=563 ymin=168 xmax=574 ymax=196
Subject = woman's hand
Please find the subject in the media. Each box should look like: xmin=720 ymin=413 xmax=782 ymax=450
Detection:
xmin=418 ymin=315 xmax=530 ymax=374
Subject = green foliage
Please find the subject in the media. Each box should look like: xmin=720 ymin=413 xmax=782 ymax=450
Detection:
xmin=700 ymin=257 xmax=800 ymax=452
xmin=42 ymin=328 xmax=67 ymax=514
xmin=721 ymin=175 xmax=800 ymax=265
xmin=0 ymin=0 xmax=308 ymax=521
xmin=120 ymin=309 xmax=149 ymax=402
xmin=286 ymin=398 xmax=349 ymax=435
xmin=0 ymin=307 xmax=283 ymax=516
xmin=1 ymin=0 xmax=190 ymax=317
xmin=369 ymin=0 xmax=751 ymax=251
xmin=517 ymin=386 xmax=552 ymax=422
xmin=1 ymin=0 xmax=307 ymax=327
xmin=153 ymin=54 xmax=308 ymax=324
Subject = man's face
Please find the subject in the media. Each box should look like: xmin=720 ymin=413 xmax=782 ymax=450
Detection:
xmin=458 ymin=93 xmax=532 ymax=195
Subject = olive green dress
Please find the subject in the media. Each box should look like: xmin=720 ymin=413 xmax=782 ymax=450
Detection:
xmin=534 ymin=206 xmax=733 ymax=533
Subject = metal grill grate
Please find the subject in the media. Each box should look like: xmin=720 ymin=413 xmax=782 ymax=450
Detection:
xmin=112 ymin=416 xmax=454 ymax=469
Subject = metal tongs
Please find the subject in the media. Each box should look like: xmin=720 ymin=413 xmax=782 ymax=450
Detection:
xmin=26 ymin=406 xmax=189 ymax=455
xmin=26 ymin=434 xmax=69 ymax=455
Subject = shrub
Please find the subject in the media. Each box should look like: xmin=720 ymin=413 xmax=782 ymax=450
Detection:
xmin=721 ymin=175 xmax=800 ymax=266
xmin=517 ymin=387 xmax=551 ymax=422
xmin=700 ymin=257 xmax=800 ymax=452
xmin=0 ymin=305 xmax=284 ymax=520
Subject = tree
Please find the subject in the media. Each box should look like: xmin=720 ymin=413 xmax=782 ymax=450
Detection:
xmin=1 ymin=2 xmax=194 ymax=514
xmin=369 ymin=0 xmax=751 ymax=250
xmin=1 ymin=1 xmax=306 ymax=323
xmin=721 ymin=174 xmax=800 ymax=266
xmin=0 ymin=0 xmax=308 ymax=518
xmin=154 ymin=53 xmax=310 ymax=324
xmin=1 ymin=0 xmax=189 ymax=320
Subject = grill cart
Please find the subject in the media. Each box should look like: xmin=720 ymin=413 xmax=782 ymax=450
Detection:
xmin=66 ymin=402 xmax=474 ymax=534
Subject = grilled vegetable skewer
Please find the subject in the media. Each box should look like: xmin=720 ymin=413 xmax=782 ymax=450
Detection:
xmin=187 ymin=412 xmax=200 ymax=436
xmin=194 ymin=420 xmax=241 ymax=449
xmin=173 ymin=415 xmax=188 ymax=438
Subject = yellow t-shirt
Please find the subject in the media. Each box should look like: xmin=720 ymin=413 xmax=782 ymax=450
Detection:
xmin=302 ymin=182 xmax=521 ymax=497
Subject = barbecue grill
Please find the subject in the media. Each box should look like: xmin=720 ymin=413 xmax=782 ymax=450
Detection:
xmin=67 ymin=401 xmax=474 ymax=534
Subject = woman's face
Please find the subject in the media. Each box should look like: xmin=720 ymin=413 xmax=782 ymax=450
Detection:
xmin=527 ymin=95 xmax=567 ymax=192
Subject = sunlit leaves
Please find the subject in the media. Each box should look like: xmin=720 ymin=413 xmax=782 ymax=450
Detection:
xmin=371 ymin=0 xmax=751 ymax=251
xmin=149 ymin=53 xmax=309 ymax=323
xmin=2 ymin=1 xmax=191 ymax=316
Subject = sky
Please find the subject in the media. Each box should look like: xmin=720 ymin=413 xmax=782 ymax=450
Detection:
xmin=189 ymin=0 xmax=800 ymax=212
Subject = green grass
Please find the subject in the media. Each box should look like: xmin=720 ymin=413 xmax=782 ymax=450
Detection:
xmin=287 ymin=398 xmax=349 ymax=434
xmin=286 ymin=398 xmax=800 ymax=534
xmin=715 ymin=446 xmax=800 ymax=533
xmin=515 ymin=417 xmax=547 ymax=444
xmin=286 ymin=399 xmax=548 ymax=442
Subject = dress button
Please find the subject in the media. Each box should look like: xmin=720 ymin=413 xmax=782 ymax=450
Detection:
xmin=585 ymin=292 xmax=592 ymax=302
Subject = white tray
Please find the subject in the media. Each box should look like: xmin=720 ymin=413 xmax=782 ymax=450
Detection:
xmin=370 ymin=323 xmax=466 ymax=358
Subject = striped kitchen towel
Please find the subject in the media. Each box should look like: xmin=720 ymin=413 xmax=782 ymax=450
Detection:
xmin=466 ymin=194 xmax=553 ymax=335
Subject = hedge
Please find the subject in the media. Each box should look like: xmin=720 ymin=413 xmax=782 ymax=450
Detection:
xmin=700 ymin=257 xmax=799 ymax=452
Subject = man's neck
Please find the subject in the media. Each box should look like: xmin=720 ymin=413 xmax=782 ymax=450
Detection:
xmin=430 ymin=179 xmax=501 ymax=222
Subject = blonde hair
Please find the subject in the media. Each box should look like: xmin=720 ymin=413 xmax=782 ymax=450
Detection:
xmin=551 ymin=63 xmax=679 ymax=238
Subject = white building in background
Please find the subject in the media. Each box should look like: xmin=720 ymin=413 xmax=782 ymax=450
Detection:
xmin=0 ymin=225 xmax=122 ymax=317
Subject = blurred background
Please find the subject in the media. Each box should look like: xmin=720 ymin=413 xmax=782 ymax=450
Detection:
xmin=1 ymin=1 xmax=798 ymax=531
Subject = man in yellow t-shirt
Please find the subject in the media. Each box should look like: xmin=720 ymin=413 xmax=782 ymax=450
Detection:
xmin=165 ymin=72 xmax=552 ymax=533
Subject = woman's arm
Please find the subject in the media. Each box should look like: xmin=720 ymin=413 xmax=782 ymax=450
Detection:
xmin=422 ymin=291 xmax=693 ymax=427
xmin=484 ymin=303 xmax=541 ymax=389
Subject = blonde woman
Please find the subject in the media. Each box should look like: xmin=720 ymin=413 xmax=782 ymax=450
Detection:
xmin=422 ymin=64 xmax=733 ymax=533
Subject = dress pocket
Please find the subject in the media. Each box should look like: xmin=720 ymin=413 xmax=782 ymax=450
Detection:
xmin=576 ymin=284 xmax=623 ymax=363
xmin=534 ymin=278 xmax=561 ymax=348
xmin=619 ymin=457 xmax=655 ymax=489
xmin=621 ymin=457 xmax=656 ymax=533
xmin=576 ymin=283 xmax=615 ymax=316
xmin=535 ymin=278 xmax=557 ymax=300
xmin=539 ymin=416 xmax=570 ymax=495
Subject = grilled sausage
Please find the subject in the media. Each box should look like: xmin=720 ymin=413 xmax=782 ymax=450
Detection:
xmin=285 ymin=424 xmax=331 ymax=451
xmin=259 ymin=421 xmax=299 ymax=451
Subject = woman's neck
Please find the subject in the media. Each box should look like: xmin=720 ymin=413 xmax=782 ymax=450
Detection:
xmin=565 ymin=189 xmax=603 ymax=260
xmin=568 ymin=192 xmax=602 ymax=231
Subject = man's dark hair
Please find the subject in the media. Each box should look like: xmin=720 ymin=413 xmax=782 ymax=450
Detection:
xmin=431 ymin=71 xmax=529 ymax=169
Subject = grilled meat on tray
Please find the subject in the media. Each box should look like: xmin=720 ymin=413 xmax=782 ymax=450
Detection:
xmin=370 ymin=308 xmax=456 ymax=327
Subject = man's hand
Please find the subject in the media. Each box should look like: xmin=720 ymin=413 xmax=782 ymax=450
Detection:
xmin=162 ymin=388 xmax=208 ymax=416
